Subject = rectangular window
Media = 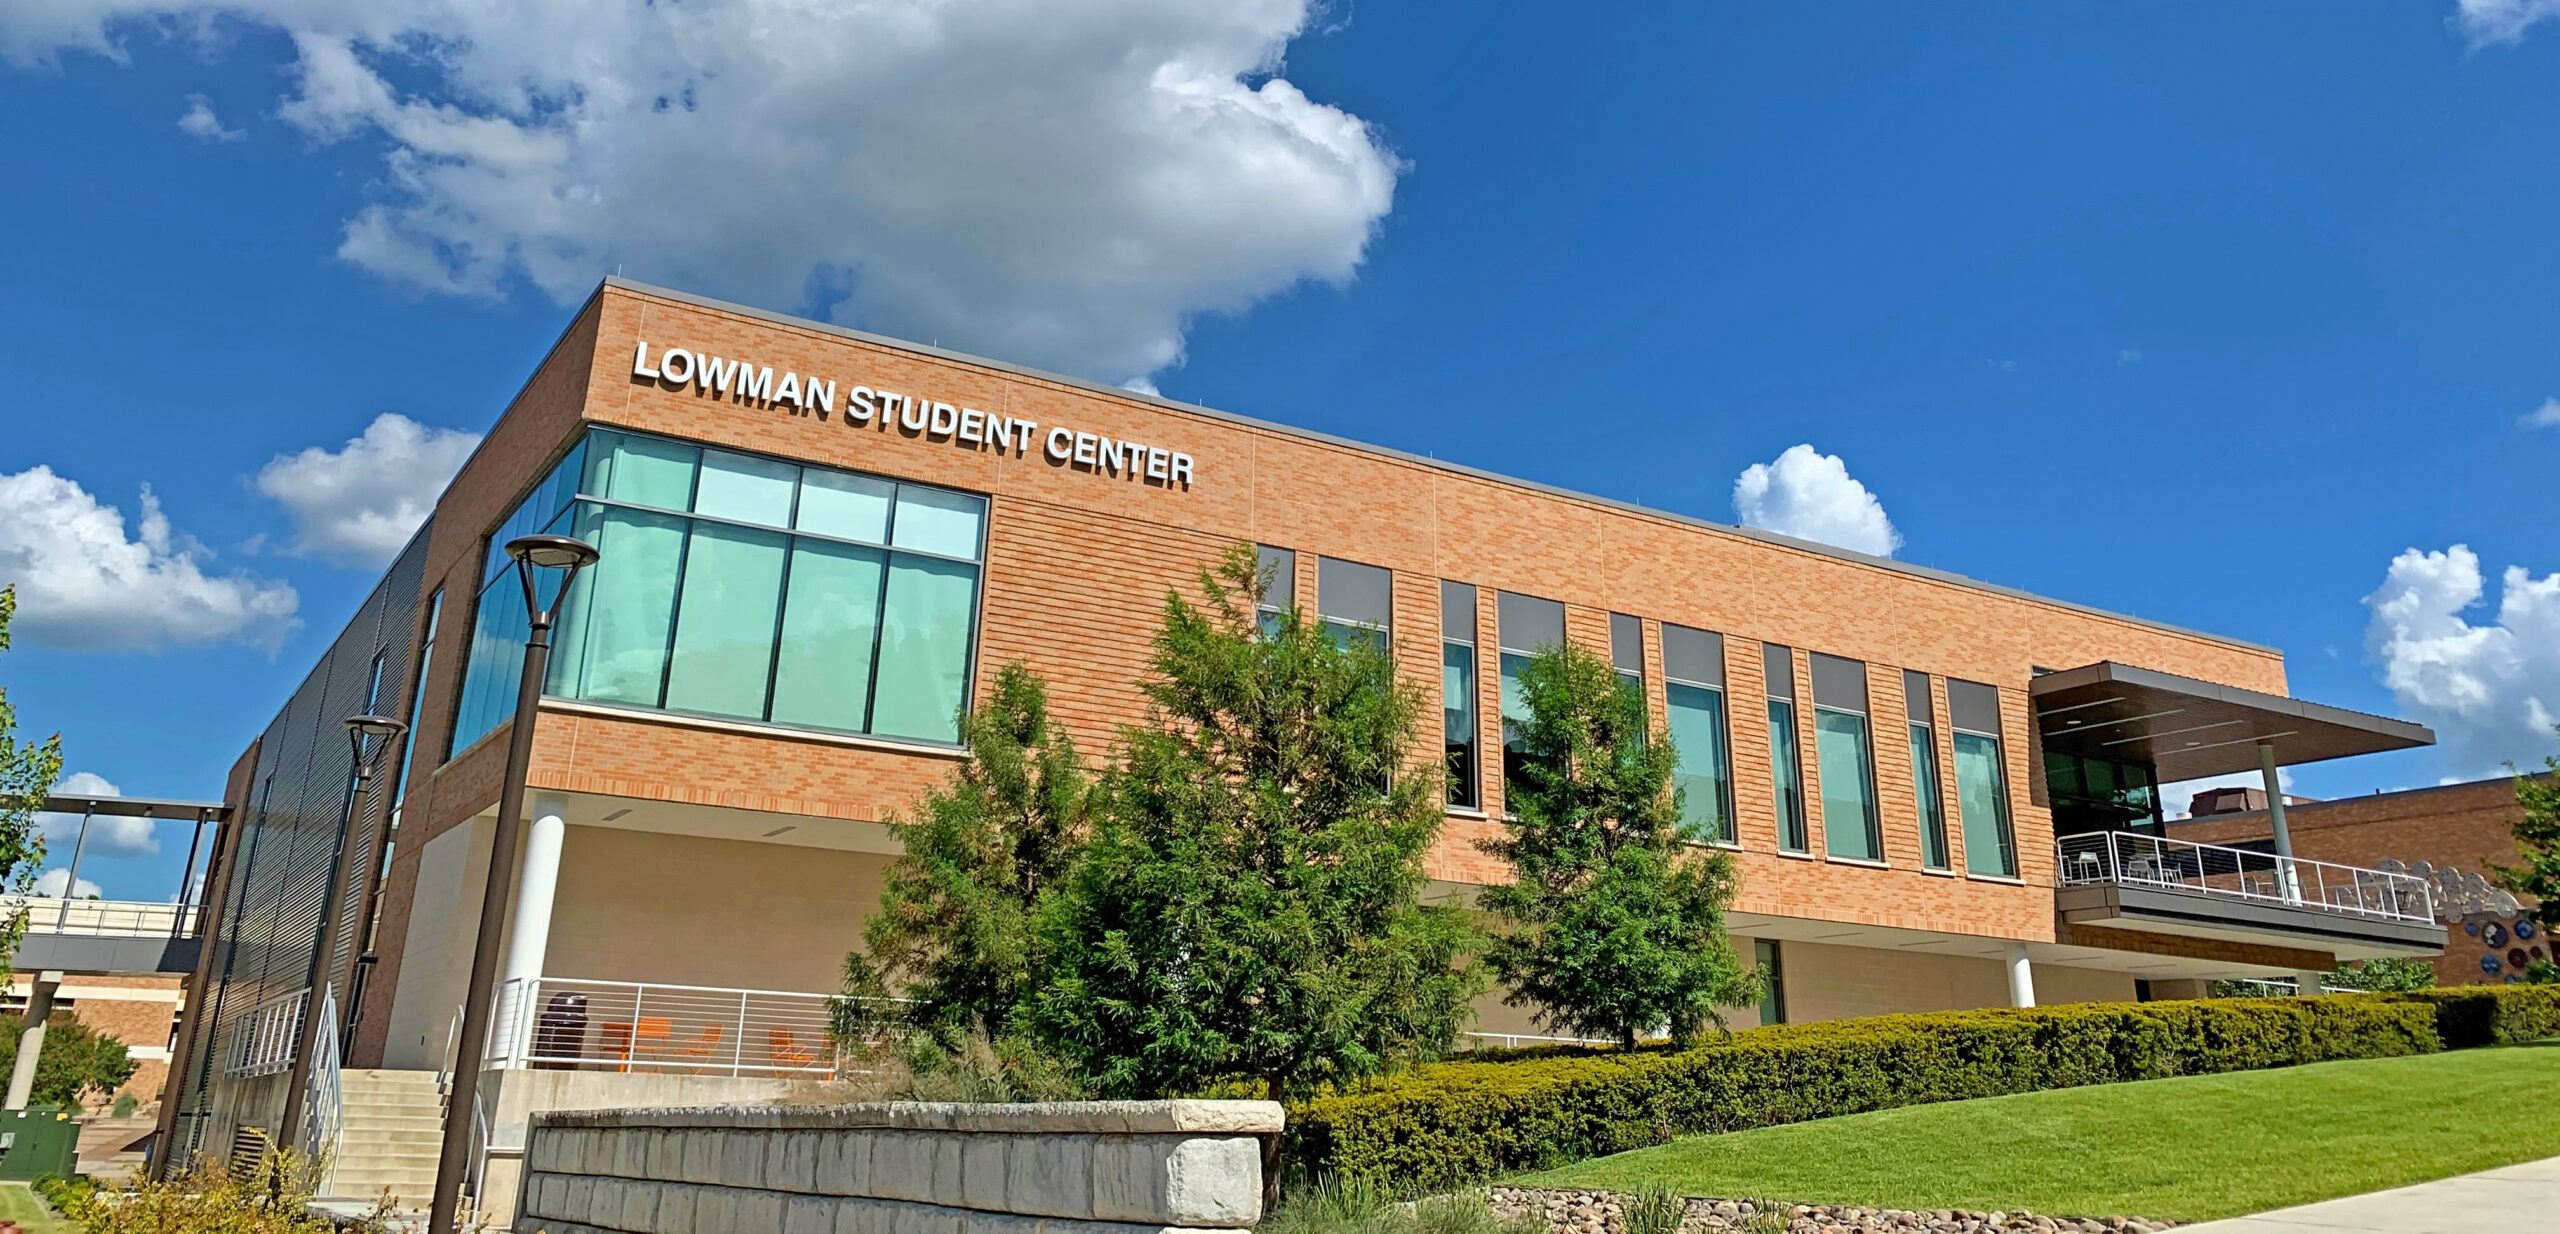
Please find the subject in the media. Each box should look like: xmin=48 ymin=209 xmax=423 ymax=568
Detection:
xmin=1498 ymin=592 xmax=1566 ymax=800
xmin=1907 ymin=669 xmax=1950 ymax=870
xmin=1256 ymin=545 xmax=1295 ymax=638
xmin=1950 ymin=678 xmax=2018 ymax=877
xmin=1442 ymin=581 xmax=1479 ymax=810
xmin=1765 ymin=643 xmax=1808 ymax=852
xmin=1811 ymin=653 xmax=1881 ymax=863
xmin=1755 ymin=939 xmax=1786 ymax=1026
xmin=1609 ymin=612 xmax=1644 ymax=712
xmin=448 ymin=428 xmax=988 ymax=755
xmin=1662 ymin=623 xmax=1734 ymax=844
xmin=394 ymin=589 xmax=442 ymax=810
xmin=1318 ymin=557 xmax=1392 ymax=650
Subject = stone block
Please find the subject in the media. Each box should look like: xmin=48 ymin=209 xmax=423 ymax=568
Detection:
xmin=835 ymin=1196 xmax=893 ymax=1234
xmin=1092 ymin=1136 xmax=1260 ymax=1227
xmin=960 ymin=1134 xmax=1009 ymax=1211
xmin=786 ymin=1194 xmax=840 ymax=1234
xmin=888 ymin=1199 xmax=965 ymax=1234
xmin=959 ymin=1208 xmax=1042 ymax=1234
xmin=735 ymin=1187 xmax=789 ymax=1230
xmin=692 ymin=1184 xmax=741 ymax=1230
xmin=870 ymin=1131 xmax=937 ymax=1203
xmin=646 ymin=1128 xmax=684 ymax=1179
xmin=815 ymin=1130 xmax=875 ymax=1196
xmin=617 ymin=1178 xmax=661 ymax=1231
xmin=613 ymin=1128 xmax=652 ymax=1178
xmin=564 ymin=1174 xmax=599 ymax=1224
xmin=681 ymin=1128 xmax=724 ymax=1184
xmin=1004 ymin=1131 xmax=1094 ymax=1219
xmin=767 ymin=1128 xmax=823 ymax=1193
xmin=721 ymin=1129 xmax=771 ymax=1189
xmin=648 ymin=1182 xmax=701 ymax=1234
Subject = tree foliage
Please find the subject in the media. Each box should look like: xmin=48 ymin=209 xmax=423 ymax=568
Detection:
xmin=0 ymin=586 xmax=61 ymax=981
xmin=0 ymin=1010 xmax=135 ymax=1108
xmin=2495 ymin=727 xmax=2560 ymax=932
xmin=1025 ymin=543 xmax=1482 ymax=1113
xmin=838 ymin=662 xmax=1093 ymax=1043
xmin=1477 ymin=642 xmax=1758 ymax=1050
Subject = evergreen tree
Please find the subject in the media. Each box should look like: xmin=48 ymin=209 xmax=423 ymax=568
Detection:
xmin=2495 ymin=726 xmax=2560 ymax=932
xmin=1027 ymin=544 xmax=1479 ymax=1200
xmin=1478 ymin=642 xmax=1758 ymax=1051
xmin=838 ymin=662 xmax=1092 ymax=1042
xmin=0 ymin=587 xmax=61 ymax=980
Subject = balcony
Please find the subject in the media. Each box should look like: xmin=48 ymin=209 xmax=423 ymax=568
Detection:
xmin=5 ymin=894 xmax=205 ymax=975
xmin=486 ymin=977 xmax=870 ymax=1078
xmin=2055 ymin=831 xmax=2447 ymax=958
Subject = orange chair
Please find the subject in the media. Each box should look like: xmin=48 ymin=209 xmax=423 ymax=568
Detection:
xmin=769 ymin=1027 xmax=818 ymax=1071
xmin=667 ymin=1023 xmax=726 ymax=1071
xmin=599 ymin=1023 xmax=635 ymax=1071
xmin=628 ymin=1016 xmax=676 ymax=1069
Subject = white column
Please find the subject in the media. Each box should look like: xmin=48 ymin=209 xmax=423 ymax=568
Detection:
xmin=2005 ymin=943 xmax=2036 ymax=1009
xmin=2295 ymin=969 xmax=2328 ymax=998
xmin=5 ymin=972 xmax=63 ymax=1110
xmin=2261 ymin=743 xmax=2303 ymax=904
xmin=502 ymin=799 xmax=568 ymax=987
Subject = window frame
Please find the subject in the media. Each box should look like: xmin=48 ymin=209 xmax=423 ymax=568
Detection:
xmin=1949 ymin=678 xmax=2019 ymax=879
xmin=1809 ymin=653 xmax=1882 ymax=864
xmin=1662 ymin=623 xmax=1736 ymax=846
xmin=1442 ymin=581 xmax=1480 ymax=812
xmin=1765 ymin=643 xmax=1809 ymax=853
xmin=1907 ymin=669 xmax=1951 ymax=871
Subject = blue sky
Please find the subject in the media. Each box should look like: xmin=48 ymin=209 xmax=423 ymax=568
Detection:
xmin=4 ymin=2 xmax=2559 ymax=898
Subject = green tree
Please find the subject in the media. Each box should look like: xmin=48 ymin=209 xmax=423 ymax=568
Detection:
xmin=837 ymin=662 xmax=1093 ymax=1043
xmin=1027 ymin=544 xmax=1480 ymax=1199
xmin=0 ymin=586 xmax=61 ymax=980
xmin=2495 ymin=726 xmax=2560 ymax=932
xmin=1478 ymin=642 xmax=1759 ymax=1051
xmin=0 ymin=1011 xmax=134 ymax=1108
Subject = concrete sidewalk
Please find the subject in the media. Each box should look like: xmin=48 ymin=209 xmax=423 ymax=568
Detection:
xmin=2177 ymin=1155 xmax=2560 ymax=1233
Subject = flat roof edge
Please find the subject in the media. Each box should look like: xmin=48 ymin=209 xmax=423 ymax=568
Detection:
xmin=597 ymin=277 xmax=2280 ymax=657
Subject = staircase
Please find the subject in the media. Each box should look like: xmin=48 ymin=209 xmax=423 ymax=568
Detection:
xmin=325 ymin=1069 xmax=444 ymax=1209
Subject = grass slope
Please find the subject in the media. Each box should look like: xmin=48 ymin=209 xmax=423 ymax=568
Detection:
xmin=0 ymin=1182 xmax=71 ymax=1233
xmin=1525 ymin=1042 xmax=2560 ymax=1222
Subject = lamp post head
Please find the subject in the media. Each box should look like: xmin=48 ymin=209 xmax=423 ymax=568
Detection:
xmin=506 ymin=534 xmax=600 ymax=572
xmin=345 ymin=714 xmax=409 ymax=771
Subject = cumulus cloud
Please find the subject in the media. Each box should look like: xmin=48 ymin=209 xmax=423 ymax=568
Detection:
xmin=33 ymin=772 xmax=161 ymax=860
xmin=1732 ymin=444 xmax=1903 ymax=558
xmin=176 ymin=92 xmax=241 ymax=142
xmin=34 ymin=869 xmax=103 ymax=900
xmin=2519 ymin=397 xmax=2560 ymax=430
xmin=2 ymin=1 xmax=1401 ymax=386
xmin=2456 ymin=0 xmax=2560 ymax=45
xmin=2364 ymin=545 xmax=2560 ymax=776
xmin=0 ymin=465 xmax=299 ymax=652
xmin=254 ymin=412 xmax=479 ymax=568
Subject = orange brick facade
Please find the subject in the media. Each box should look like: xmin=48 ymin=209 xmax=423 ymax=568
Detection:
xmin=338 ymin=281 xmax=2302 ymax=1064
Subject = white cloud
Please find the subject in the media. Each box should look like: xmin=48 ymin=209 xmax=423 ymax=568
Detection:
xmin=176 ymin=92 xmax=241 ymax=142
xmin=2364 ymin=545 xmax=2560 ymax=776
xmin=33 ymin=772 xmax=160 ymax=860
xmin=2456 ymin=0 xmax=2560 ymax=45
xmin=2518 ymin=397 xmax=2560 ymax=430
xmin=2160 ymin=768 xmax=2295 ymax=822
xmin=254 ymin=412 xmax=479 ymax=568
xmin=0 ymin=465 xmax=299 ymax=652
xmin=1732 ymin=444 xmax=1903 ymax=558
xmin=33 ymin=869 xmax=103 ymax=900
xmin=2 ymin=1 xmax=1401 ymax=387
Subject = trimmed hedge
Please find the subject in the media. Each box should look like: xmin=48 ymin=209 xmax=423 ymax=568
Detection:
xmin=1287 ymin=996 xmax=2439 ymax=1194
xmin=2377 ymin=984 xmax=2560 ymax=1047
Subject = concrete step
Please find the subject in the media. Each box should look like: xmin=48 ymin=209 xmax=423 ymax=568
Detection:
xmin=339 ymin=1131 xmax=441 ymax=1150
xmin=342 ymin=1117 xmax=446 ymax=1136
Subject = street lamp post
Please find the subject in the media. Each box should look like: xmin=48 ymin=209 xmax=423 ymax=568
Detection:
xmin=429 ymin=533 xmax=597 ymax=1234
xmin=278 ymin=713 xmax=407 ymax=1151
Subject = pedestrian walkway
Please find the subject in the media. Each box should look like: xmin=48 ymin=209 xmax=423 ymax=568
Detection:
xmin=2177 ymin=1154 xmax=2560 ymax=1233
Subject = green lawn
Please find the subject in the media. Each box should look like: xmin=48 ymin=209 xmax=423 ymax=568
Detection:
xmin=0 ymin=1182 xmax=72 ymax=1233
xmin=1525 ymin=1042 xmax=2560 ymax=1222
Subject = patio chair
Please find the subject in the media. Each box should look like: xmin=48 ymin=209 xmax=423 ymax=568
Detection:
xmin=626 ymin=1016 xmax=676 ymax=1069
xmin=667 ymin=1023 xmax=727 ymax=1071
xmin=769 ymin=1027 xmax=819 ymax=1070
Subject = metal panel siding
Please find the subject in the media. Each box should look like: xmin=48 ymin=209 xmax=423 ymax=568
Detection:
xmin=171 ymin=529 xmax=429 ymax=1164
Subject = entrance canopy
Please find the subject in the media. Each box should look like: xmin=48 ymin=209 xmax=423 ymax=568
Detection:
xmin=2030 ymin=661 xmax=2432 ymax=782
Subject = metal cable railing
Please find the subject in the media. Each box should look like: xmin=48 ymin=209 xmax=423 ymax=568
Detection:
xmin=3 ymin=896 xmax=200 ymax=938
xmin=2056 ymin=830 xmax=2434 ymax=925
xmin=485 ymin=977 xmax=872 ymax=1077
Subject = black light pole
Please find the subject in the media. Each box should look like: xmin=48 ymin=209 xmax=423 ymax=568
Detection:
xmin=279 ymin=713 xmax=407 ymax=1149
xmin=430 ymin=533 xmax=597 ymax=1234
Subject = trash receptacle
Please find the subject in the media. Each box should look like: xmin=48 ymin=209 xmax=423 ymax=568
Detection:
xmin=533 ymin=992 xmax=589 ymax=1070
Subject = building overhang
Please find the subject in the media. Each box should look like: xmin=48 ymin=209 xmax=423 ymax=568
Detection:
xmin=13 ymin=932 xmax=203 ymax=977
xmin=37 ymin=794 xmax=228 ymax=821
xmin=2030 ymin=661 xmax=2433 ymax=781
xmin=2055 ymin=883 xmax=2446 ymax=961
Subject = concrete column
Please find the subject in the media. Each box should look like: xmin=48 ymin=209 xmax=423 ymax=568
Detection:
xmin=2005 ymin=943 xmax=2036 ymax=1008
xmin=496 ymin=799 xmax=567 ymax=1063
xmin=5 ymin=972 xmax=64 ymax=1110
xmin=2296 ymin=968 xmax=2328 ymax=998
xmin=2261 ymin=743 xmax=2303 ymax=905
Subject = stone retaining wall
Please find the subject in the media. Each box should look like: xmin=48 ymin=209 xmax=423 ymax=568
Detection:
xmin=512 ymin=1099 xmax=1282 ymax=1234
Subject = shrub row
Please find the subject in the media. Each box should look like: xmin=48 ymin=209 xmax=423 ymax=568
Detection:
xmin=1286 ymin=996 xmax=2440 ymax=1194
xmin=2375 ymin=983 xmax=2560 ymax=1048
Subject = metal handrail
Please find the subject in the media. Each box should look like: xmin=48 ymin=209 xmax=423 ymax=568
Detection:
xmin=306 ymin=987 xmax=344 ymax=1192
xmin=2056 ymin=830 xmax=2435 ymax=925
xmin=4 ymin=896 xmax=202 ymax=938
xmin=224 ymin=988 xmax=307 ymax=1078
xmin=485 ymin=976 xmax=883 ymax=1077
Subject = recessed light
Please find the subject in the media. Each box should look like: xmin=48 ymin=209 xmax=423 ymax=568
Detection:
xmin=2067 ymin=719 xmax=2084 ymax=726
xmin=601 ymin=808 xmax=632 ymax=822
xmin=763 ymin=825 xmax=797 ymax=837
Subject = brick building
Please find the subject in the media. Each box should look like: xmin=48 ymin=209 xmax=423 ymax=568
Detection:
xmin=161 ymin=281 xmax=2450 ymax=1209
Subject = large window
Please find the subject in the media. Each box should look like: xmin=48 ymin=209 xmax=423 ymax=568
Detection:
xmin=1442 ymin=582 xmax=1479 ymax=810
xmin=1765 ymin=643 xmax=1808 ymax=852
xmin=448 ymin=429 xmax=987 ymax=755
xmin=1318 ymin=557 xmax=1391 ymax=650
xmin=1950 ymin=678 xmax=2018 ymax=877
xmin=1255 ymin=545 xmax=1296 ymax=639
xmin=1906 ymin=669 xmax=1951 ymax=870
xmin=1498 ymin=591 xmax=1566 ymax=800
xmin=1663 ymin=624 xmax=1734 ymax=844
xmin=1811 ymin=653 xmax=1881 ymax=863
xmin=2044 ymin=751 xmax=2162 ymax=836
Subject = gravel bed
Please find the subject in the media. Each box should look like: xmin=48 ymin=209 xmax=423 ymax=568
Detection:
xmin=1488 ymin=1186 xmax=2180 ymax=1234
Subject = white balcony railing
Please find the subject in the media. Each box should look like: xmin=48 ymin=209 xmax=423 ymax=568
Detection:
xmin=488 ymin=977 xmax=867 ymax=1078
xmin=2056 ymin=831 xmax=2435 ymax=926
xmin=224 ymin=988 xmax=307 ymax=1078
xmin=4 ymin=895 xmax=199 ymax=937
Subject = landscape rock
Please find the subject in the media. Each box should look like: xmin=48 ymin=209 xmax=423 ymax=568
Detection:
xmin=1484 ymin=1187 xmax=2178 ymax=1234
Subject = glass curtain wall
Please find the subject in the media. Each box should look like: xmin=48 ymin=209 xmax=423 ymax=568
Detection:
xmin=448 ymin=429 xmax=988 ymax=754
xmin=1811 ymin=653 xmax=1882 ymax=862
xmin=1442 ymin=582 xmax=1479 ymax=810
xmin=1906 ymin=669 xmax=1951 ymax=870
xmin=1255 ymin=545 xmax=1296 ymax=638
xmin=1662 ymin=624 xmax=1735 ymax=844
xmin=1498 ymin=591 xmax=1566 ymax=800
xmin=1950 ymin=678 xmax=2019 ymax=877
xmin=1764 ymin=643 xmax=1809 ymax=852
xmin=2043 ymin=751 xmax=2163 ymax=836
xmin=1317 ymin=557 xmax=1391 ymax=650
